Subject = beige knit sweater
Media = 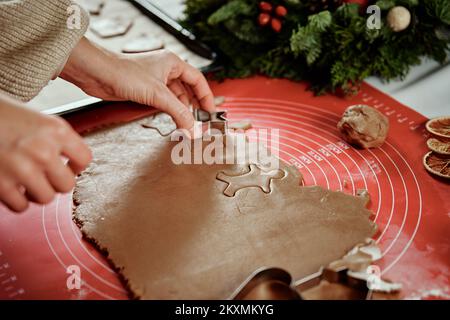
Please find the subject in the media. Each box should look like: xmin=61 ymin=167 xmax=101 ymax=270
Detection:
xmin=0 ymin=0 xmax=89 ymax=101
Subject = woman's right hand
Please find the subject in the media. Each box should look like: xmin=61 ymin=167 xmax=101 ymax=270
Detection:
xmin=0 ymin=94 xmax=92 ymax=212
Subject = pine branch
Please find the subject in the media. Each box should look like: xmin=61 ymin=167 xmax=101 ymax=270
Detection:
xmin=183 ymin=0 xmax=450 ymax=95
xmin=290 ymin=11 xmax=331 ymax=65
xmin=208 ymin=0 xmax=253 ymax=25
xmin=425 ymin=0 xmax=450 ymax=25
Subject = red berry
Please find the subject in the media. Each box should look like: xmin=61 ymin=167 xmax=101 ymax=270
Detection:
xmin=275 ymin=5 xmax=287 ymax=17
xmin=343 ymin=0 xmax=369 ymax=7
xmin=259 ymin=1 xmax=273 ymax=12
xmin=271 ymin=18 xmax=282 ymax=32
xmin=258 ymin=13 xmax=271 ymax=26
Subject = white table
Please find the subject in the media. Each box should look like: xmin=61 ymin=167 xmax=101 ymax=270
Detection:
xmin=366 ymin=58 xmax=450 ymax=118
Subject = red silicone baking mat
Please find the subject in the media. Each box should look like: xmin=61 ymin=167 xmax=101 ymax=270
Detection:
xmin=0 ymin=77 xmax=448 ymax=300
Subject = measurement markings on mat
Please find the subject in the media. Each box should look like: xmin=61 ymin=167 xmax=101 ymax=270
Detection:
xmin=288 ymin=141 xmax=351 ymax=169
xmin=0 ymin=250 xmax=25 ymax=299
xmin=361 ymin=93 xmax=421 ymax=131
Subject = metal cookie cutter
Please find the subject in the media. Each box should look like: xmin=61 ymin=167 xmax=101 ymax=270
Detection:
xmin=294 ymin=266 xmax=371 ymax=300
xmin=230 ymin=266 xmax=372 ymax=300
xmin=229 ymin=267 xmax=301 ymax=300
xmin=193 ymin=109 xmax=227 ymax=134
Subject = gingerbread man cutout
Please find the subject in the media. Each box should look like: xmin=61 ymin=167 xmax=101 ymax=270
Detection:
xmin=217 ymin=164 xmax=285 ymax=197
xmin=141 ymin=113 xmax=177 ymax=136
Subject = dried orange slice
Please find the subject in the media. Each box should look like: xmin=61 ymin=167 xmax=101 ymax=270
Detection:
xmin=423 ymin=151 xmax=450 ymax=179
xmin=427 ymin=138 xmax=450 ymax=155
xmin=426 ymin=116 xmax=450 ymax=140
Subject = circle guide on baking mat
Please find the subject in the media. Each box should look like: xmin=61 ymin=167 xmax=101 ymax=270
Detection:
xmin=0 ymin=77 xmax=448 ymax=299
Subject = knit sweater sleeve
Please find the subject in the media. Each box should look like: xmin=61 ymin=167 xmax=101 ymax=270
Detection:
xmin=0 ymin=0 xmax=89 ymax=101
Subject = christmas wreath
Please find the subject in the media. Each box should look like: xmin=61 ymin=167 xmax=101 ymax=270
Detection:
xmin=183 ymin=0 xmax=450 ymax=94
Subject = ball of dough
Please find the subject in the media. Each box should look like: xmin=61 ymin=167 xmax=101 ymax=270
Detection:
xmin=387 ymin=6 xmax=411 ymax=32
xmin=337 ymin=105 xmax=389 ymax=149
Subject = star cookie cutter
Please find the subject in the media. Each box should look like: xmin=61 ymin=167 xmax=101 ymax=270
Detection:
xmin=193 ymin=109 xmax=228 ymax=134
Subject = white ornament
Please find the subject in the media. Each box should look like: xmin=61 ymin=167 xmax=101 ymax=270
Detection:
xmin=387 ymin=6 xmax=411 ymax=32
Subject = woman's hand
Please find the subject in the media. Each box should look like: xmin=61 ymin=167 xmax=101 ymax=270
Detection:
xmin=61 ymin=37 xmax=215 ymax=131
xmin=0 ymin=94 xmax=92 ymax=212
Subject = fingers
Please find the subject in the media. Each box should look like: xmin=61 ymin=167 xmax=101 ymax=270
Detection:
xmin=0 ymin=152 xmax=54 ymax=206
xmin=0 ymin=97 xmax=93 ymax=213
xmin=0 ymin=179 xmax=28 ymax=213
xmin=168 ymin=80 xmax=190 ymax=107
xmin=174 ymin=60 xmax=216 ymax=113
xmin=149 ymin=83 xmax=195 ymax=130
xmin=45 ymin=158 xmax=76 ymax=193
xmin=0 ymin=116 xmax=92 ymax=212
xmin=59 ymin=126 xmax=92 ymax=175
xmin=18 ymin=136 xmax=76 ymax=194
xmin=185 ymin=84 xmax=201 ymax=110
xmin=7 ymin=153 xmax=55 ymax=204
xmin=35 ymin=117 xmax=92 ymax=175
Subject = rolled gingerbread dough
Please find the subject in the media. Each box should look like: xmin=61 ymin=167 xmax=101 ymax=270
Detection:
xmin=73 ymin=114 xmax=377 ymax=299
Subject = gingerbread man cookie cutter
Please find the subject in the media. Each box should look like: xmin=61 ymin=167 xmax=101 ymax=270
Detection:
xmin=230 ymin=266 xmax=373 ymax=300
